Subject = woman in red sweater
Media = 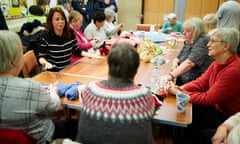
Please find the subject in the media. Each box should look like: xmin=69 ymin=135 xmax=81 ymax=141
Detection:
xmin=167 ymin=27 xmax=240 ymax=144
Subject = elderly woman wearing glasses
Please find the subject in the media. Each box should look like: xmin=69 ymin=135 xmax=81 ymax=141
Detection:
xmin=167 ymin=28 xmax=240 ymax=144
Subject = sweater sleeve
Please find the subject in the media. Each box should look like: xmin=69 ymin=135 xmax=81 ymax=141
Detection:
xmin=84 ymin=25 xmax=94 ymax=39
xmin=103 ymin=23 xmax=118 ymax=38
xmin=73 ymin=40 xmax=83 ymax=56
xmin=183 ymin=64 xmax=211 ymax=92
xmin=187 ymin=37 xmax=209 ymax=67
xmin=225 ymin=112 xmax=240 ymax=144
xmin=75 ymin=30 xmax=93 ymax=51
xmin=162 ymin=22 xmax=170 ymax=34
xmin=177 ymin=21 xmax=183 ymax=34
xmin=225 ymin=112 xmax=240 ymax=128
xmin=38 ymin=33 xmax=49 ymax=60
xmin=32 ymin=81 xmax=60 ymax=116
xmin=183 ymin=63 xmax=213 ymax=105
xmin=183 ymin=62 xmax=240 ymax=106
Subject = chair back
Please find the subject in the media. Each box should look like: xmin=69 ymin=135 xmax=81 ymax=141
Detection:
xmin=136 ymin=24 xmax=151 ymax=32
xmin=22 ymin=50 xmax=40 ymax=77
xmin=27 ymin=40 xmax=41 ymax=55
xmin=0 ymin=129 xmax=37 ymax=144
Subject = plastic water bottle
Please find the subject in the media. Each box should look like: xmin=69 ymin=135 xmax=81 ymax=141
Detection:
xmin=150 ymin=65 xmax=159 ymax=93
xmin=150 ymin=25 xmax=155 ymax=34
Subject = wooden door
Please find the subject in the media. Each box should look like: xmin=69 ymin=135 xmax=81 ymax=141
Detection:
xmin=219 ymin=0 xmax=240 ymax=7
xmin=185 ymin=0 xmax=220 ymax=20
xmin=201 ymin=0 xmax=219 ymax=18
xmin=185 ymin=0 xmax=202 ymax=19
xmin=143 ymin=0 xmax=174 ymax=27
xmin=118 ymin=0 xmax=143 ymax=31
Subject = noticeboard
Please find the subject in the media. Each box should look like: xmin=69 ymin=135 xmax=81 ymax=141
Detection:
xmin=0 ymin=0 xmax=36 ymax=19
xmin=1 ymin=0 xmax=71 ymax=20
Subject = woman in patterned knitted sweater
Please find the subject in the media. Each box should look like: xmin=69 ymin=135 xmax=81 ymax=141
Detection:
xmin=76 ymin=42 xmax=156 ymax=144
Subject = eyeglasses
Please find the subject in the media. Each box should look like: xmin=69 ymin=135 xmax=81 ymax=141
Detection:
xmin=209 ymin=39 xmax=226 ymax=44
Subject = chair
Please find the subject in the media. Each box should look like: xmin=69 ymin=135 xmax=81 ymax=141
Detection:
xmin=22 ymin=51 xmax=68 ymax=121
xmin=136 ymin=24 xmax=151 ymax=32
xmin=27 ymin=40 xmax=41 ymax=55
xmin=22 ymin=50 xmax=40 ymax=78
xmin=0 ymin=129 xmax=37 ymax=144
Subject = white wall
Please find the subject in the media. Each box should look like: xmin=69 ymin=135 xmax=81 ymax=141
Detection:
xmin=6 ymin=17 xmax=27 ymax=32
xmin=118 ymin=0 xmax=142 ymax=31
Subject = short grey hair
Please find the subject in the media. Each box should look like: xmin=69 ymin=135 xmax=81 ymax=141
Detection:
xmin=210 ymin=28 xmax=240 ymax=54
xmin=203 ymin=13 xmax=218 ymax=29
xmin=0 ymin=30 xmax=23 ymax=72
xmin=183 ymin=17 xmax=206 ymax=42
xmin=108 ymin=42 xmax=139 ymax=82
xmin=168 ymin=13 xmax=176 ymax=20
xmin=104 ymin=7 xmax=115 ymax=20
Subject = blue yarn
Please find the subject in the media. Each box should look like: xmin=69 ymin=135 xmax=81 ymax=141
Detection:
xmin=40 ymin=82 xmax=82 ymax=100
xmin=65 ymin=82 xmax=81 ymax=100
xmin=39 ymin=82 xmax=49 ymax=87
xmin=56 ymin=83 xmax=75 ymax=97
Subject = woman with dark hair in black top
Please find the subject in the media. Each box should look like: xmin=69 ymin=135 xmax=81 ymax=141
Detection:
xmin=38 ymin=7 xmax=91 ymax=72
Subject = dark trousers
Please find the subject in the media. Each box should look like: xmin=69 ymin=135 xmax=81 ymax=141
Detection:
xmin=174 ymin=104 xmax=228 ymax=144
xmin=53 ymin=119 xmax=78 ymax=140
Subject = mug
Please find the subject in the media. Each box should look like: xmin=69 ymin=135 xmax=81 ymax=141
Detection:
xmin=176 ymin=93 xmax=190 ymax=114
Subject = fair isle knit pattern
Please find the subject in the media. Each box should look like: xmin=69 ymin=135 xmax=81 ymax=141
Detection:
xmin=81 ymin=81 xmax=155 ymax=123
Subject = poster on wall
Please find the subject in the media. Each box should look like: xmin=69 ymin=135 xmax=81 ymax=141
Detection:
xmin=12 ymin=0 xmax=20 ymax=7
xmin=1 ymin=0 xmax=70 ymax=19
xmin=0 ymin=0 xmax=33 ymax=19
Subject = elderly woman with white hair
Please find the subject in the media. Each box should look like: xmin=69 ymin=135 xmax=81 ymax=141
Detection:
xmin=162 ymin=12 xmax=183 ymax=34
xmin=103 ymin=7 xmax=123 ymax=39
xmin=0 ymin=30 xmax=60 ymax=143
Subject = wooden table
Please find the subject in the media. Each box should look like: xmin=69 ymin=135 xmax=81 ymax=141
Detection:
xmin=32 ymin=72 xmax=103 ymax=110
xmin=153 ymin=96 xmax=192 ymax=127
xmin=32 ymin=38 xmax=192 ymax=127
xmin=61 ymin=48 xmax=181 ymax=86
